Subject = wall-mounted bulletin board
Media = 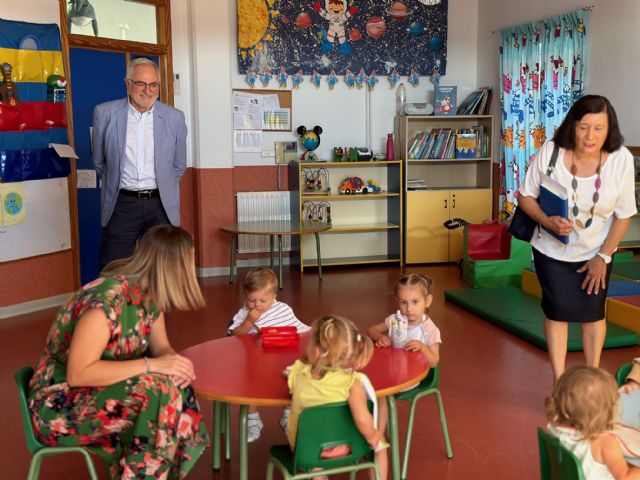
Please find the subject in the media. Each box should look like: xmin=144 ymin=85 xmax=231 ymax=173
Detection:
xmin=233 ymin=88 xmax=292 ymax=132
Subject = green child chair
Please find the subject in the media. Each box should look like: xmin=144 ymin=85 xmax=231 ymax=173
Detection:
xmin=537 ymin=427 xmax=586 ymax=480
xmin=266 ymin=401 xmax=380 ymax=480
xmin=394 ymin=364 xmax=452 ymax=480
xmin=15 ymin=367 xmax=99 ymax=480
xmin=616 ymin=363 xmax=633 ymax=387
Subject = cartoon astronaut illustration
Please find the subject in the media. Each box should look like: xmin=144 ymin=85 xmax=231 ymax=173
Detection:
xmin=313 ymin=0 xmax=357 ymax=54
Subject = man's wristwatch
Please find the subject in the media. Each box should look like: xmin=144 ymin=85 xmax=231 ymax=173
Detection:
xmin=596 ymin=252 xmax=612 ymax=264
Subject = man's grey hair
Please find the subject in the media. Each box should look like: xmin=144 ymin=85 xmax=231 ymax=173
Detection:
xmin=126 ymin=57 xmax=159 ymax=79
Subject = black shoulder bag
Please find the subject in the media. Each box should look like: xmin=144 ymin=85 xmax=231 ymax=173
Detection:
xmin=507 ymin=144 xmax=560 ymax=242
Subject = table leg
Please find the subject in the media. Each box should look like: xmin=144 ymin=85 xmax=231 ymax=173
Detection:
xmin=229 ymin=234 xmax=237 ymax=284
xmin=225 ymin=403 xmax=231 ymax=461
xmin=270 ymin=235 xmax=274 ymax=269
xmin=387 ymin=396 xmax=400 ymax=480
xmin=278 ymin=234 xmax=283 ymax=289
xmin=212 ymin=401 xmax=221 ymax=470
xmin=238 ymin=404 xmax=249 ymax=480
xmin=314 ymin=232 xmax=323 ymax=280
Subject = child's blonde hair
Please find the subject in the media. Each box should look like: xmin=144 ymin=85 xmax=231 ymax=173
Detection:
xmin=243 ymin=266 xmax=278 ymax=294
xmin=395 ymin=273 xmax=434 ymax=299
xmin=545 ymin=365 xmax=619 ymax=440
xmin=303 ymin=315 xmax=373 ymax=378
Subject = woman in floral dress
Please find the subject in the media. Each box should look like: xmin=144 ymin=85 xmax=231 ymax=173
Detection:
xmin=28 ymin=225 xmax=209 ymax=479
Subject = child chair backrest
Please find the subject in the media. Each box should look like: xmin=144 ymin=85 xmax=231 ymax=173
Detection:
xmin=616 ymin=363 xmax=633 ymax=387
xmin=537 ymin=427 xmax=586 ymax=480
xmin=15 ymin=367 xmax=44 ymax=453
xmin=294 ymin=401 xmax=373 ymax=471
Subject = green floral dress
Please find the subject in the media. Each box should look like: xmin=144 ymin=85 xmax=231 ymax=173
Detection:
xmin=28 ymin=276 xmax=209 ymax=480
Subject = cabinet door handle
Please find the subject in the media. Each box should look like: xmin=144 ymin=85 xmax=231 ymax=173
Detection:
xmin=444 ymin=198 xmax=447 ymax=209
xmin=452 ymin=196 xmax=456 ymax=209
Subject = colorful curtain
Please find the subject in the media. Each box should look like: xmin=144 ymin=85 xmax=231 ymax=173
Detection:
xmin=498 ymin=10 xmax=587 ymax=221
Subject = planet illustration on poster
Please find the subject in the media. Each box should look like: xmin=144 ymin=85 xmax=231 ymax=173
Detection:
xmin=349 ymin=28 xmax=361 ymax=42
xmin=366 ymin=17 xmax=386 ymax=39
xmin=296 ymin=12 xmax=311 ymax=28
xmin=387 ymin=1 xmax=411 ymax=20
xmin=408 ymin=21 xmax=425 ymax=37
xmin=429 ymin=36 xmax=443 ymax=52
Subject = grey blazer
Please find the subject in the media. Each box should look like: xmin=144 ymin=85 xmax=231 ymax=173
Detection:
xmin=92 ymin=97 xmax=187 ymax=227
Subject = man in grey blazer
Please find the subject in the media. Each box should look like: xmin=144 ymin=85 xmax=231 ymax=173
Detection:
xmin=92 ymin=57 xmax=187 ymax=269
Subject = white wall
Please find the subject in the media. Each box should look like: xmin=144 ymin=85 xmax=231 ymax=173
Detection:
xmin=172 ymin=0 xmax=480 ymax=168
xmin=3 ymin=1 xmax=58 ymax=23
xmin=477 ymin=0 xmax=640 ymax=146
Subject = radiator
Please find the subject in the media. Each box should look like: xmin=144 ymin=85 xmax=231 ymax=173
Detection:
xmin=236 ymin=191 xmax=291 ymax=253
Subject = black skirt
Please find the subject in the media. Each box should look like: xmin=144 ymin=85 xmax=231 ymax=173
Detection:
xmin=532 ymin=248 xmax=613 ymax=323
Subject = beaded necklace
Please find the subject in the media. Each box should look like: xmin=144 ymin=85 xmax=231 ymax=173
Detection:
xmin=570 ymin=151 xmax=602 ymax=229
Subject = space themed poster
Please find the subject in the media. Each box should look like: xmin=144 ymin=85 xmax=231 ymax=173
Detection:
xmin=237 ymin=0 xmax=448 ymax=77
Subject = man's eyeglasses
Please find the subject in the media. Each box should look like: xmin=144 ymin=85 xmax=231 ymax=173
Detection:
xmin=129 ymin=80 xmax=160 ymax=91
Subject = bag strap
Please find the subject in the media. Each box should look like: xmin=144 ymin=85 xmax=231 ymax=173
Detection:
xmin=545 ymin=143 xmax=560 ymax=177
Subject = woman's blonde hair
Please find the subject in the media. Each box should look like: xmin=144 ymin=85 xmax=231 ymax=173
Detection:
xmin=101 ymin=225 xmax=206 ymax=312
xmin=303 ymin=315 xmax=373 ymax=378
xmin=545 ymin=365 xmax=619 ymax=440
xmin=395 ymin=273 xmax=434 ymax=298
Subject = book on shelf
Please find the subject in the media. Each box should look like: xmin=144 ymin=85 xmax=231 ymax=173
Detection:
xmin=540 ymin=175 xmax=569 ymax=245
xmin=408 ymin=132 xmax=426 ymax=159
xmin=419 ymin=128 xmax=440 ymax=158
xmin=434 ymin=86 xmax=457 ymax=116
xmin=455 ymin=132 xmax=477 ymax=159
xmin=407 ymin=178 xmax=428 ymax=190
xmin=457 ymin=87 xmax=492 ymax=115
xmin=435 ymin=128 xmax=452 ymax=158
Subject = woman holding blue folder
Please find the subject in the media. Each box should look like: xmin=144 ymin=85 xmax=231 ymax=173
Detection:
xmin=518 ymin=95 xmax=637 ymax=384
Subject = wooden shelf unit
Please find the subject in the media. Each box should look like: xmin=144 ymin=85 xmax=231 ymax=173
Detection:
xmin=395 ymin=115 xmax=494 ymax=263
xmin=289 ymin=160 xmax=403 ymax=270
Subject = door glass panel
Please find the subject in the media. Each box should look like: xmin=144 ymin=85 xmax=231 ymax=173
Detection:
xmin=68 ymin=0 xmax=157 ymax=44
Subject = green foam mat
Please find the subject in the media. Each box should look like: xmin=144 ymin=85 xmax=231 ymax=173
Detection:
xmin=444 ymin=286 xmax=638 ymax=351
xmin=613 ymin=261 xmax=640 ymax=282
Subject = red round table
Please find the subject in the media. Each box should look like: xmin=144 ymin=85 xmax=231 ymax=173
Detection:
xmin=181 ymin=333 xmax=429 ymax=480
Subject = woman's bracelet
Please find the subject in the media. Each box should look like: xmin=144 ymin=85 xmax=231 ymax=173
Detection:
xmin=143 ymin=357 xmax=152 ymax=374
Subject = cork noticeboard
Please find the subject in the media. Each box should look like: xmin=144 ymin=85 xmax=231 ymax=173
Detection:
xmin=232 ymin=88 xmax=292 ymax=132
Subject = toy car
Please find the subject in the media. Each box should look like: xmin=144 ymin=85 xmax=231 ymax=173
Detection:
xmin=340 ymin=176 xmax=364 ymax=194
xmin=339 ymin=177 xmax=382 ymax=194
xmin=364 ymin=179 xmax=382 ymax=193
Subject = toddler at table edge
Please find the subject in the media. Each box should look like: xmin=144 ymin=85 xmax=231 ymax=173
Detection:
xmin=367 ymin=273 xmax=442 ymax=432
xmin=228 ymin=266 xmax=310 ymax=442
xmin=286 ymin=315 xmax=388 ymax=480
xmin=546 ymin=365 xmax=640 ymax=479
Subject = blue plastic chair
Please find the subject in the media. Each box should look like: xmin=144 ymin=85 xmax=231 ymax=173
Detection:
xmin=15 ymin=367 xmax=99 ymax=480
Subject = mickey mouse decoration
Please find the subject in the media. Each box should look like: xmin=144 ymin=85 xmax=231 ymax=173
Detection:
xmin=297 ymin=125 xmax=323 ymax=162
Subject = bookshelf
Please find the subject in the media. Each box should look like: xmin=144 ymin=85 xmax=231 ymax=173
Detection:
xmin=289 ymin=160 xmax=403 ymax=270
xmin=395 ymin=115 xmax=494 ymax=263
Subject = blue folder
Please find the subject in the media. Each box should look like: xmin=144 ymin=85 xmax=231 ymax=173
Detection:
xmin=540 ymin=181 xmax=569 ymax=245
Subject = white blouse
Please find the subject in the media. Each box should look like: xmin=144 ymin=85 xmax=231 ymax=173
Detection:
xmin=520 ymin=140 xmax=637 ymax=262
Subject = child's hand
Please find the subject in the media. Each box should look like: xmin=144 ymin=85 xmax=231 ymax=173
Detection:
xmin=619 ymin=379 xmax=640 ymax=394
xmin=246 ymin=308 xmax=261 ymax=325
xmin=404 ymin=340 xmax=424 ymax=353
xmin=374 ymin=334 xmax=391 ymax=348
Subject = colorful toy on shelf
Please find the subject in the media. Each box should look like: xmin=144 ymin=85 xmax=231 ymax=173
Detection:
xmin=47 ymin=75 xmax=67 ymax=103
xmin=302 ymin=200 xmax=331 ymax=223
xmin=302 ymin=167 xmax=330 ymax=194
xmin=365 ymin=179 xmax=381 ymax=193
xmin=297 ymin=125 xmax=323 ymax=161
xmin=339 ymin=176 xmax=364 ymax=194
xmin=0 ymin=63 xmax=20 ymax=106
